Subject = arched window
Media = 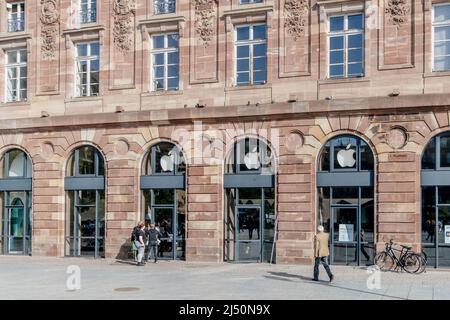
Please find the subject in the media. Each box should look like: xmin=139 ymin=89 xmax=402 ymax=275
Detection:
xmin=65 ymin=146 xmax=105 ymax=258
xmin=317 ymin=135 xmax=374 ymax=266
xmin=224 ymin=138 xmax=276 ymax=263
xmin=421 ymin=132 xmax=450 ymax=268
xmin=0 ymin=149 xmax=32 ymax=255
xmin=141 ymin=142 xmax=186 ymax=260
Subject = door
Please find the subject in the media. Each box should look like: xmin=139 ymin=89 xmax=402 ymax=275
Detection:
xmin=331 ymin=207 xmax=358 ymax=265
xmin=236 ymin=206 xmax=261 ymax=261
xmin=153 ymin=207 xmax=174 ymax=259
xmin=3 ymin=192 xmax=30 ymax=255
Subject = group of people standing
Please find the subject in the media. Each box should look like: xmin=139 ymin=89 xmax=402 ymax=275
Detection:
xmin=132 ymin=221 xmax=162 ymax=266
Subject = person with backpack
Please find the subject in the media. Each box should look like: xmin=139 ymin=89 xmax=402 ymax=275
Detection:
xmin=133 ymin=221 xmax=146 ymax=266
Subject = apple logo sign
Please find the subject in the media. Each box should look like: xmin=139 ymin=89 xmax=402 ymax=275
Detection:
xmin=337 ymin=143 xmax=356 ymax=168
xmin=160 ymin=148 xmax=176 ymax=172
xmin=244 ymin=146 xmax=261 ymax=170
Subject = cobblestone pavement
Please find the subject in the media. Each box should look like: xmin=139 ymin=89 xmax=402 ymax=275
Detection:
xmin=1 ymin=256 xmax=450 ymax=300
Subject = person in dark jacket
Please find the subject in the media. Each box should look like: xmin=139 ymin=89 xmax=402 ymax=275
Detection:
xmin=146 ymin=223 xmax=162 ymax=263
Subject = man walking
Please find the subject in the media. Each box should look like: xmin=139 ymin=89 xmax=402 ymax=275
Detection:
xmin=146 ymin=223 xmax=161 ymax=263
xmin=313 ymin=225 xmax=334 ymax=282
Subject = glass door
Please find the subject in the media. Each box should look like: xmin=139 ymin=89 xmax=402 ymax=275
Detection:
xmin=153 ymin=207 xmax=174 ymax=259
xmin=236 ymin=206 xmax=261 ymax=261
xmin=331 ymin=207 xmax=358 ymax=265
xmin=3 ymin=191 xmax=30 ymax=255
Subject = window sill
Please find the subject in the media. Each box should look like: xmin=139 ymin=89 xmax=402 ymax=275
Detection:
xmin=138 ymin=15 xmax=185 ymax=27
xmin=225 ymin=83 xmax=272 ymax=92
xmin=0 ymin=101 xmax=30 ymax=107
xmin=318 ymin=77 xmax=370 ymax=85
xmin=141 ymin=90 xmax=184 ymax=97
xmin=62 ymin=24 xmax=106 ymax=36
xmin=223 ymin=5 xmax=274 ymax=17
xmin=423 ymin=71 xmax=450 ymax=78
xmin=65 ymin=96 xmax=103 ymax=103
xmin=0 ymin=31 xmax=31 ymax=43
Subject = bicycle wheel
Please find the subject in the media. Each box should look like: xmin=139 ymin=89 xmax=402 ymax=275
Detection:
xmin=416 ymin=252 xmax=427 ymax=274
xmin=375 ymin=252 xmax=395 ymax=271
xmin=402 ymin=253 xmax=422 ymax=274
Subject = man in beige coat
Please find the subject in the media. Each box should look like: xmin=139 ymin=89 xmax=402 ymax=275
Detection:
xmin=313 ymin=225 xmax=334 ymax=282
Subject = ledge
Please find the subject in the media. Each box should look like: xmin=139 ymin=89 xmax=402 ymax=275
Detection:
xmin=138 ymin=15 xmax=185 ymax=26
xmin=0 ymin=101 xmax=30 ymax=108
xmin=423 ymin=71 xmax=450 ymax=78
xmin=141 ymin=90 xmax=184 ymax=97
xmin=0 ymin=32 xmax=32 ymax=43
xmin=224 ymin=84 xmax=272 ymax=92
xmin=64 ymin=96 xmax=103 ymax=103
xmin=62 ymin=24 xmax=106 ymax=35
xmin=318 ymin=77 xmax=370 ymax=85
xmin=223 ymin=5 xmax=274 ymax=16
xmin=2 ymin=93 xmax=450 ymax=131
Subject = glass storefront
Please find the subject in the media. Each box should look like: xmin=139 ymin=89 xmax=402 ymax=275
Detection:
xmin=224 ymin=138 xmax=275 ymax=263
xmin=421 ymin=132 xmax=450 ymax=268
xmin=65 ymin=146 xmax=105 ymax=258
xmin=141 ymin=142 xmax=186 ymax=260
xmin=317 ymin=135 xmax=374 ymax=266
xmin=0 ymin=149 xmax=32 ymax=255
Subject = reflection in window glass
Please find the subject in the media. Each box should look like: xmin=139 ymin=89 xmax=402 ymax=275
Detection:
xmin=153 ymin=189 xmax=174 ymax=205
xmin=318 ymin=187 xmax=330 ymax=232
xmin=440 ymin=135 xmax=450 ymax=167
xmin=238 ymin=188 xmax=262 ymax=205
xmin=433 ymin=4 xmax=450 ymax=71
xmin=331 ymin=187 xmax=358 ymax=205
xmin=422 ymin=138 xmax=436 ymax=169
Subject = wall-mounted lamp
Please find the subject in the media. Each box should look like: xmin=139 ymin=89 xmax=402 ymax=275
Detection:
xmin=115 ymin=106 xmax=124 ymax=113
xmin=389 ymin=89 xmax=400 ymax=97
xmin=41 ymin=111 xmax=50 ymax=118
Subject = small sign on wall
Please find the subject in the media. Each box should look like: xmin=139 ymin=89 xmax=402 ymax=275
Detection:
xmin=339 ymin=224 xmax=354 ymax=242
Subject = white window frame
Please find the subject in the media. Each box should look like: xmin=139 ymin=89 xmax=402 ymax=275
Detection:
xmin=7 ymin=1 xmax=25 ymax=32
xmin=79 ymin=0 xmax=97 ymax=24
xmin=327 ymin=13 xmax=365 ymax=79
xmin=432 ymin=3 xmax=450 ymax=72
xmin=153 ymin=0 xmax=176 ymax=15
xmin=150 ymin=33 xmax=180 ymax=91
xmin=234 ymin=23 xmax=267 ymax=86
xmin=5 ymin=48 xmax=27 ymax=103
xmin=75 ymin=42 xmax=100 ymax=97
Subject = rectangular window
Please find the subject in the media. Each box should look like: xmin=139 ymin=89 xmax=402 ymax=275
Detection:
xmin=79 ymin=0 xmax=97 ymax=24
xmin=5 ymin=49 xmax=27 ymax=102
xmin=328 ymin=13 xmax=364 ymax=79
xmin=7 ymin=2 xmax=25 ymax=32
xmin=151 ymin=33 xmax=179 ymax=91
xmin=235 ymin=24 xmax=267 ymax=86
xmin=153 ymin=0 xmax=175 ymax=15
xmin=433 ymin=3 xmax=450 ymax=72
xmin=75 ymin=42 xmax=100 ymax=97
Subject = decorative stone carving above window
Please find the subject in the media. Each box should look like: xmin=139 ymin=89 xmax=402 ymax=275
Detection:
xmin=193 ymin=0 xmax=216 ymax=46
xmin=385 ymin=0 xmax=410 ymax=28
xmin=284 ymin=0 xmax=309 ymax=41
xmin=113 ymin=0 xmax=136 ymax=53
xmin=40 ymin=0 xmax=60 ymax=60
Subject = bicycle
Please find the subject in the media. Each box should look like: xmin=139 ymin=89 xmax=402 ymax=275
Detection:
xmin=374 ymin=239 xmax=423 ymax=274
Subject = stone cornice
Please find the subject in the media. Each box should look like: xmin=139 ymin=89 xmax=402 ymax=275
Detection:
xmin=1 ymin=93 xmax=450 ymax=132
xmin=0 ymin=32 xmax=32 ymax=43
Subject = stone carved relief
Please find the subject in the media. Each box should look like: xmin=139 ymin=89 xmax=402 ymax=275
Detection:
xmin=113 ymin=0 xmax=136 ymax=53
xmin=385 ymin=0 xmax=410 ymax=28
xmin=40 ymin=0 xmax=60 ymax=60
xmin=193 ymin=0 xmax=216 ymax=46
xmin=284 ymin=0 xmax=309 ymax=41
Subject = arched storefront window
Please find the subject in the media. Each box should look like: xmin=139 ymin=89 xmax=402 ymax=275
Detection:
xmin=65 ymin=146 xmax=105 ymax=258
xmin=317 ymin=135 xmax=374 ymax=266
xmin=421 ymin=132 xmax=450 ymax=268
xmin=141 ymin=142 xmax=186 ymax=260
xmin=224 ymin=138 xmax=275 ymax=263
xmin=0 ymin=149 xmax=32 ymax=255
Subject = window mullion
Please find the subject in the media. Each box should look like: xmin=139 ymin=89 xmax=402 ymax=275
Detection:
xmin=165 ymin=51 xmax=168 ymax=90
xmin=250 ymin=44 xmax=254 ymax=85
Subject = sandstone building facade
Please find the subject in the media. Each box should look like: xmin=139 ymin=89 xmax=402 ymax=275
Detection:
xmin=0 ymin=0 xmax=450 ymax=268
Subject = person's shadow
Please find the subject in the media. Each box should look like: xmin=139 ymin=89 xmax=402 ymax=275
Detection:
xmin=265 ymin=271 xmax=328 ymax=282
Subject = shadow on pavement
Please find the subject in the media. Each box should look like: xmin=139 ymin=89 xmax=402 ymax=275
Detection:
xmin=266 ymin=271 xmax=408 ymax=300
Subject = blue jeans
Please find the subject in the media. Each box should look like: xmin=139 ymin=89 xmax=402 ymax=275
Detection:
xmin=314 ymin=256 xmax=333 ymax=280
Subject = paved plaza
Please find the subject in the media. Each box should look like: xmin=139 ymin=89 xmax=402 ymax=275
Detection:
xmin=1 ymin=256 xmax=450 ymax=300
